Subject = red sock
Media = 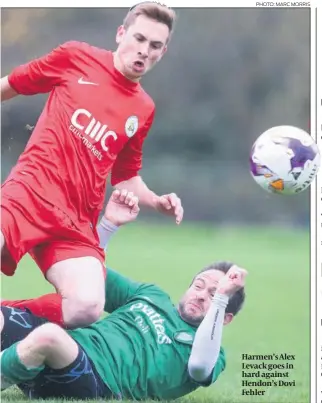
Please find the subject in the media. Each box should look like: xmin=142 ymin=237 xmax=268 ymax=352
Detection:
xmin=1 ymin=293 xmax=64 ymax=327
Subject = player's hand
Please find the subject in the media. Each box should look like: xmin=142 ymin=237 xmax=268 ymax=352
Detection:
xmin=104 ymin=189 xmax=140 ymax=227
xmin=155 ymin=193 xmax=184 ymax=225
xmin=216 ymin=266 xmax=248 ymax=298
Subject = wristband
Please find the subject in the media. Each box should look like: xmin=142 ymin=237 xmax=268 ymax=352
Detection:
xmin=97 ymin=216 xmax=119 ymax=250
xmin=99 ymin=216 xmax=119 ymax=232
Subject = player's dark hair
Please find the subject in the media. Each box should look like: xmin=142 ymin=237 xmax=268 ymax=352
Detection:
xmin=192 ymin=261 xmax=246 ymax=316
xmin=125 ymin=2 xmax=176 ymax=41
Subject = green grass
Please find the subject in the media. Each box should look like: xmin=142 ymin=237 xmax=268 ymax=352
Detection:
xmin=1 ymin=222 xmax=311 ymax=403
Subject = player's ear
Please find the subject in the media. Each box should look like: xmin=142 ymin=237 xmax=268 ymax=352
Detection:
xmin=116 ymin=25 xmax=125 ymax=45
xmin=223 ymin=313 xmax=234 ymax=326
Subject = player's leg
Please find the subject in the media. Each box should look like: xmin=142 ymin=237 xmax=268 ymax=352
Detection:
xmin=1 ymin=189 xmax=136 ymax=328
xmin=27 ymin=343 xmax=110 ymax=399
xmin=1 ymin=248 xmax=106 ymax=328
xmin=45 ymin=254 xmax=106 ymax=328
xmin=1 ymin=323 xmax=108 ymax=399
xmin=1 ymin=323 xmax=77 ymax=389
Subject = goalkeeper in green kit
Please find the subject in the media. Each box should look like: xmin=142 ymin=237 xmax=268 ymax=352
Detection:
xmin=1 ymin=189 xmax=247 ymax=401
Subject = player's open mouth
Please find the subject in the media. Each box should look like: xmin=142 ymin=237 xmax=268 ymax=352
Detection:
xmin=133 ymin=60 xmax=145 ymax=71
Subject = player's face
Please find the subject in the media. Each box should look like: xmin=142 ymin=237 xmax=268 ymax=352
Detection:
xmin=115 ymin=15 xmax=169 ymax=81
xmin=178 ymin=270 xmax=225 ymax=327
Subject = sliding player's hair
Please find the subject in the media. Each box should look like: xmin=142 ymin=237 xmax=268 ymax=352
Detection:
xmin=191 ymin=261 xmax=246 ymax=316
xmin=124 ymin=2 xmax=177 ymax=42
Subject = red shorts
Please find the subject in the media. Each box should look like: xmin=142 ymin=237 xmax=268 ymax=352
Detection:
xmin=1 ymin=179 xmax=105 ymax=276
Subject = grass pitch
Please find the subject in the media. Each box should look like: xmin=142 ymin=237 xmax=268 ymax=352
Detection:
xmin=1 ymin=222 xmax=310 ymax=403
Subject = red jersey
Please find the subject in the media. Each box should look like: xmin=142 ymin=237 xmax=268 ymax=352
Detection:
xmin=6 ymin=41 xmax=155 ymax=227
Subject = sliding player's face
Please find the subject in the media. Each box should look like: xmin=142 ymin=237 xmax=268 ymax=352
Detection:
xmin=116 ymin=15 xmax=168 ymax=80
xmin=178 ymin=270 xmax=225 ymax=327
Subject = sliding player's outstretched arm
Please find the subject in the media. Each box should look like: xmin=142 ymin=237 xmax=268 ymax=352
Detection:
xmin=188 ymin=266 xmax=248 ymax=385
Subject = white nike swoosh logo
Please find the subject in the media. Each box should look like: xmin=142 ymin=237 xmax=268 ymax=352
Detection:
xmin=78 ymin=77 xmax=98 ymax=86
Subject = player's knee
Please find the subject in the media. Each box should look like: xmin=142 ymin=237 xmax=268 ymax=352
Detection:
xmin=64 ymin=297 xmax=104 ymax=327
xmin=30 ymin=323 xmax=67 ymax=355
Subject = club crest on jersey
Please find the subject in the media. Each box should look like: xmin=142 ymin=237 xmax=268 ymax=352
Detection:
xmin=125 ymin=116 xmax=139 ymax=138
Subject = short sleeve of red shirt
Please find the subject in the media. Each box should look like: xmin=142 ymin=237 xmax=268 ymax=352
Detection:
xmin=111 ymin=109 xmax=155 ymax=186
xmin=8 ymin=41 xmax=78 ymax=95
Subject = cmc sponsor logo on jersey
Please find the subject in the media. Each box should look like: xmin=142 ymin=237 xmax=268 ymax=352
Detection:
xmin=130 ymin=302 xmax=172 ymax=345
xmin=69 ymin=109 xmax=118 ymax=160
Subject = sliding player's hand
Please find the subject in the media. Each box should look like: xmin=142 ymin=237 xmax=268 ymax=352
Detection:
xmin=104 ymin=189 xmax=140 ymax=226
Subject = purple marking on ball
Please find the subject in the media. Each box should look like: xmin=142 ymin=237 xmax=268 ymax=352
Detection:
xmin=276 ymin=137 xmax=318 ymax=170
xmin=250 ymin=159 xmax=274 ymax=176
xmin=250 ymin=145 xmax=274 ymax=176
xmin=249 ymin=156 xmax=261 ymax=176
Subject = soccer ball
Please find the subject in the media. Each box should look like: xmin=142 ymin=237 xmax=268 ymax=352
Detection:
xmin=250 ymin=126 xmax=320 ymax=195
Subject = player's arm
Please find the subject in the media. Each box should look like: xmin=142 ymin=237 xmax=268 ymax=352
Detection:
xmin=188 ymin=267 xmax=247 ymax=385
xmin=1 ymin=41 xmax=77 ymax=100
xmin=1 ymin=76 xmax=18 ymax=101
xmin=188 ymin=293 xmax=228 ymax=385
xmin=111 ymin=112 xmax=184 ymax=224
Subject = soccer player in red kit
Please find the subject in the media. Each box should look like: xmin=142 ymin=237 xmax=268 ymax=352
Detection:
xmin=0 ymin=3 xmax=183 ymax=328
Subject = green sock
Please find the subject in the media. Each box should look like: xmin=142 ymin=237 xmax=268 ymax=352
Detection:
xmin=1 ymin=342 xmax=45 ymax=385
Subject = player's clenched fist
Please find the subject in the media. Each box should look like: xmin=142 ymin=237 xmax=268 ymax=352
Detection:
xmin=104 ymin=189 xmax=140 ymax=227
xmin=216 ymin=265 xmax=248 ymax=298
